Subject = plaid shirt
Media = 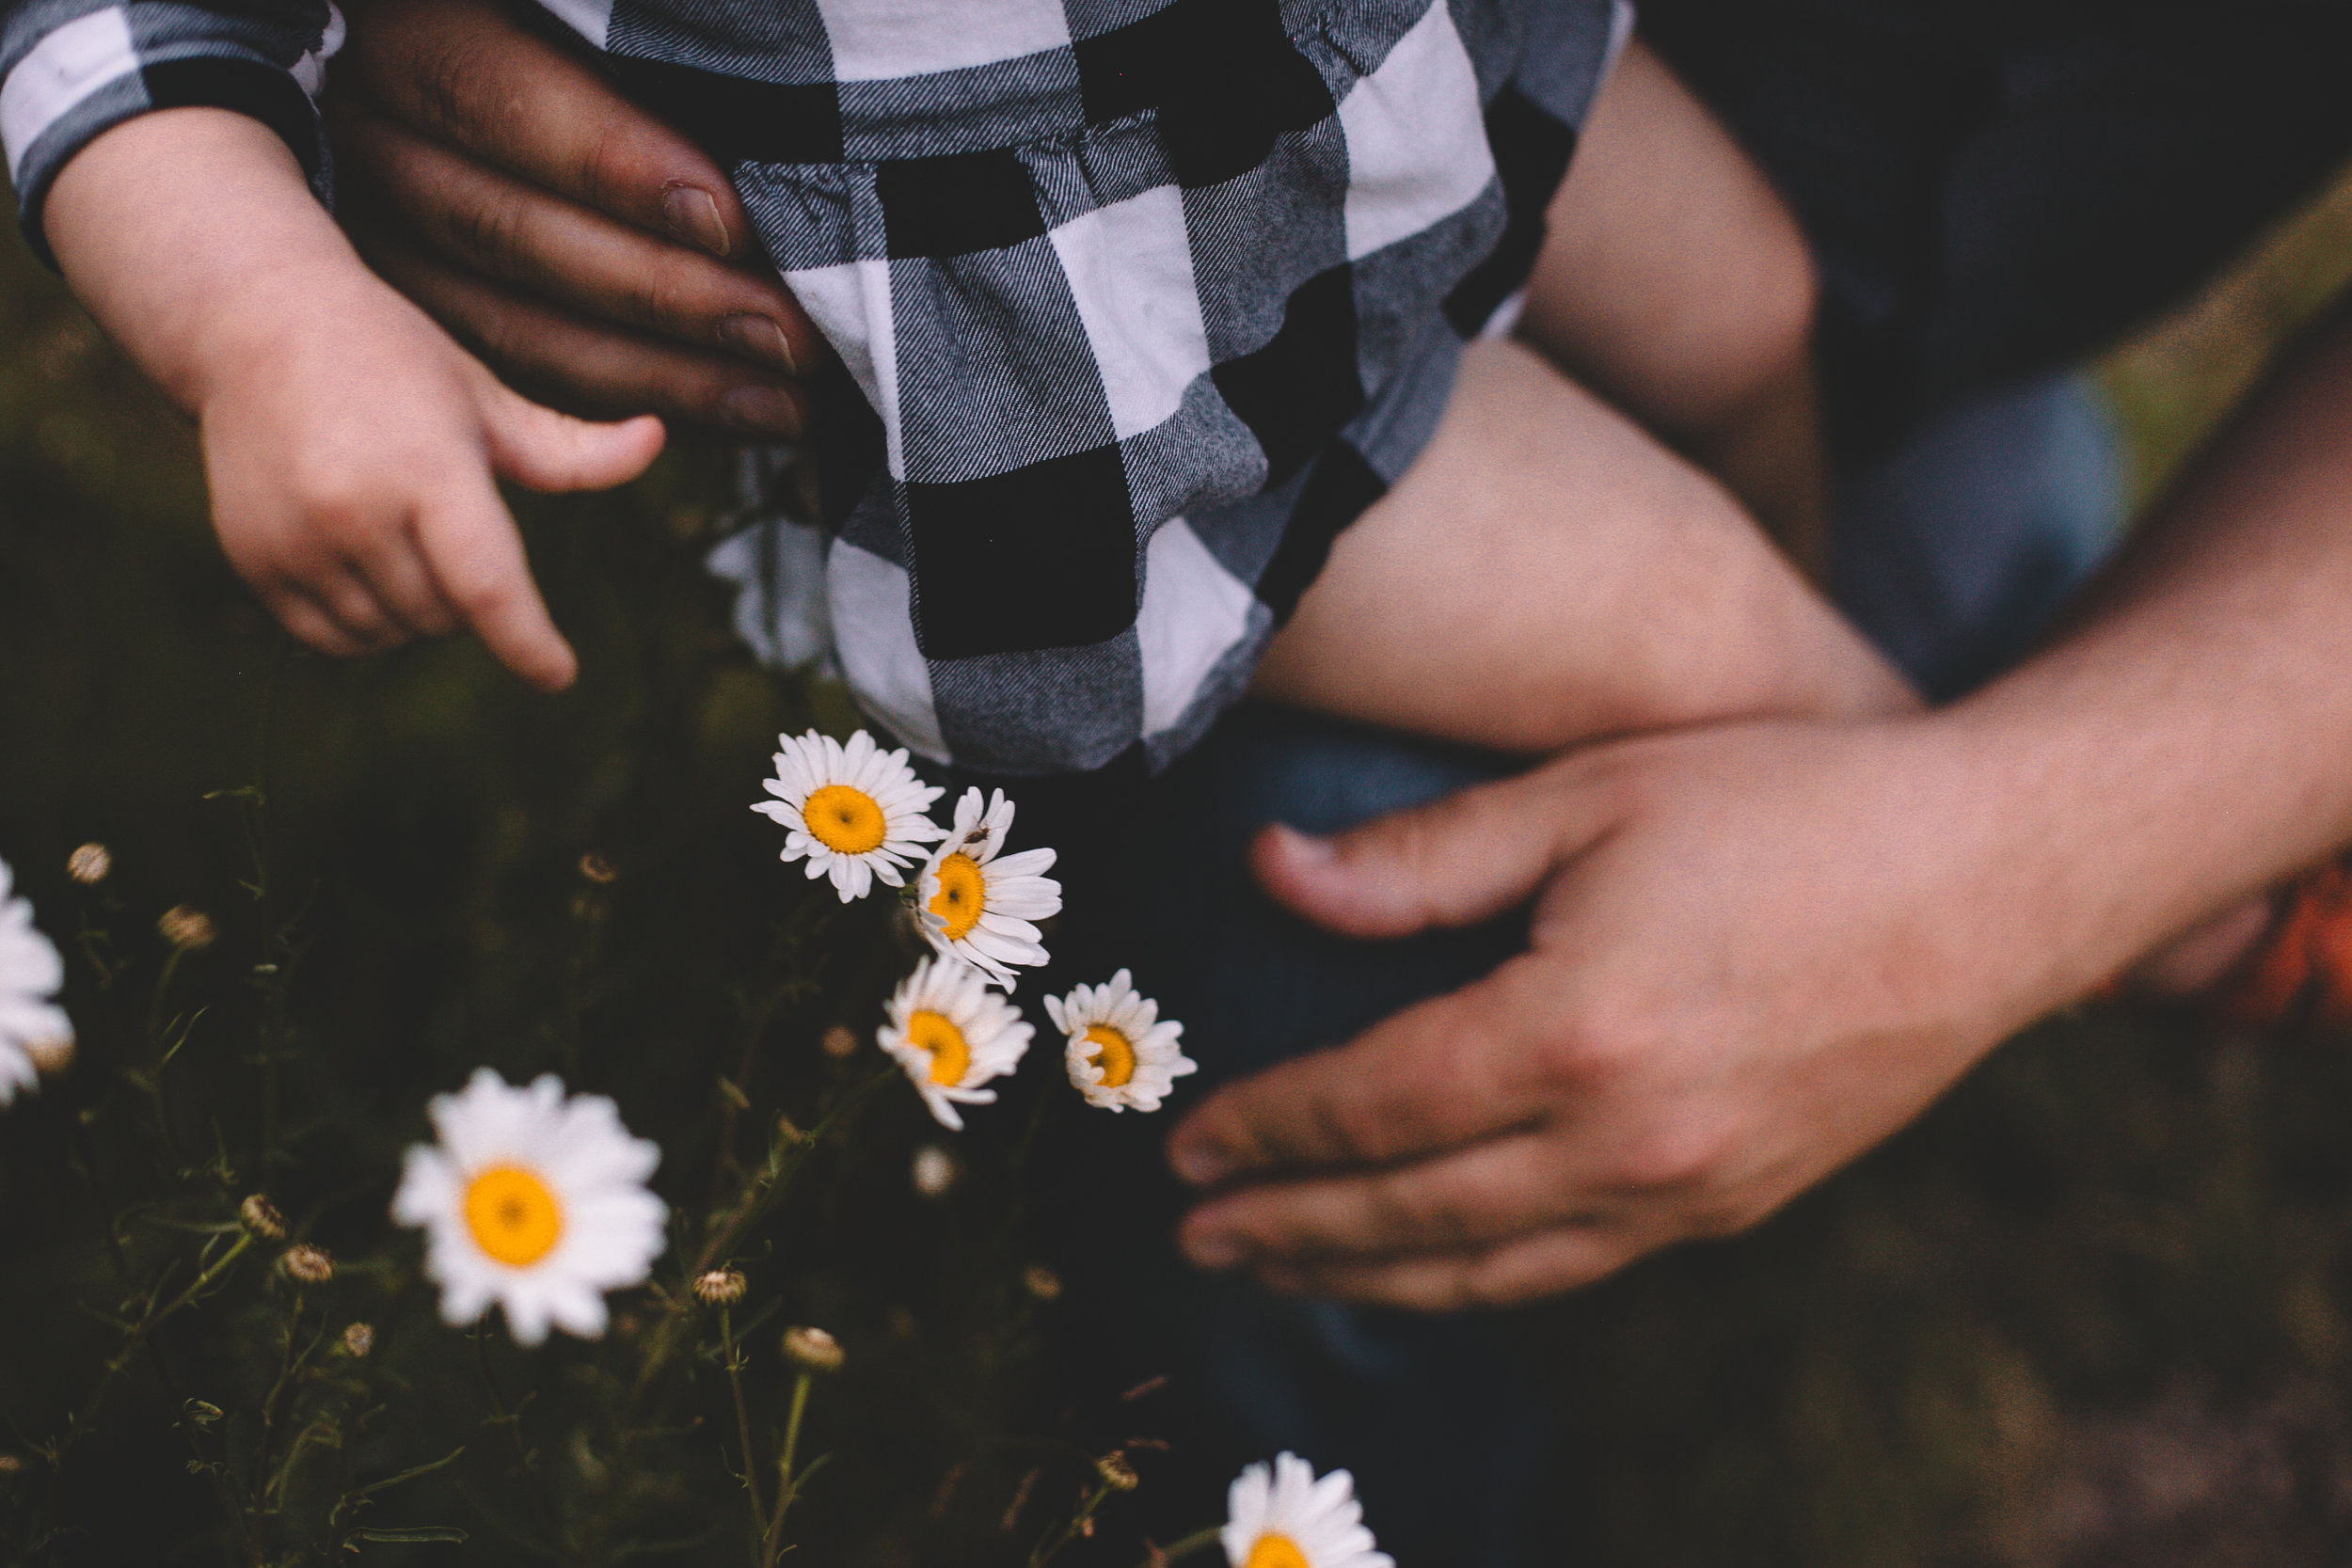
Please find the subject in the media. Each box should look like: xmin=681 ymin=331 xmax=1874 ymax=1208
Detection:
xmin=4 ymin=0 xmax=1626 ymax=776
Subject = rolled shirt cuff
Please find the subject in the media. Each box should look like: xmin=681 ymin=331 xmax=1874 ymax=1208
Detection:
xmin=2 ymin=0 xmax=341 ymax=265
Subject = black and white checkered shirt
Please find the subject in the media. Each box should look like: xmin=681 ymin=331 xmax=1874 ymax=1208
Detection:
xmin=4 ymin=0 xmax=1626 ymax=776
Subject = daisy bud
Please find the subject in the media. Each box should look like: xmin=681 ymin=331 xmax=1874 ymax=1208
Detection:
xmin=240 ymin=1195 xmax=288 ymax=1241
xmin=782 ymin=1324 xmax=843 ymax=1372
xmin=820 ymin=1025 xmax=859 ymax=1060
xmin=24 ymin=1036 xmax=72 ymax=1075
xmin=66 ymin=843 xmax=111 ymax=884
xmin=694 ymin=1268 xmax=748 ymax=1306
xmin=1023 ymin=1264 xmax=1062 ymax=1302
xmin=911 ymin=1144 xmax=956 ymax=1197
xmin=578 ymin=852 xmax=617 ymax=885
xmin=342 ymin=1323 xmax=375 ymax=1358
xmin=1096 ymin=1452 xmax=1139 ymax=1492
xmin=280 ymin=1244 xmax=334 ymax=1286
xmin=157 ymin=906 xmax=216 ymax=951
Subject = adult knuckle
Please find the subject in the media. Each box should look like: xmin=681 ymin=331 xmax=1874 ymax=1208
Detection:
xmin=449 ymin=186 xmax=530 ymax=277
xmin=1309 ymin=1088 xmax=1388 ymax=1164
xmin=1531 ymin=1008 xmax=1635 ymax=1095
xmin=1363 ymin=1182 xmax=1453 ymax=1247
xmin=415 ymin=40 xmax=480 ymax=145
xmin=580 ymin=121 xmax=638 ymax=215
xmin=1620 ymin=1116 xmax=1739 ymax=1192
xmin=628 ymin=263 xmax=699 ymax=332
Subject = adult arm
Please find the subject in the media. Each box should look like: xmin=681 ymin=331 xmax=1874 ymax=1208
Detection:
xmin=1168 ymin=302 xmax=2352 ymax=1307
xmin=326 ymin=0 xmax=820 ymax=436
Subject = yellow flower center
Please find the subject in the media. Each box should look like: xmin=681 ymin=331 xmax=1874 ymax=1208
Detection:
xmin=463 ymin=1164 xmax=564 ymax=1267
xmin=928 ymin=852 xmax=985 ymax=942
xmin=802 ymin=784 xmax=887 ymax=856
xmin=1245 ymin=1534 xmax=1310 ymax=1568
xmin=908 ymin=1009 xmax=970 ymax=1085
xmin=1083 ymin=1023 xmax=1137 ymax=1088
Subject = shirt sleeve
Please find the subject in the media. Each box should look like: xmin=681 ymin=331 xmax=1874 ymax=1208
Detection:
xmin=1 ymin=0 xmax=340 ymax=265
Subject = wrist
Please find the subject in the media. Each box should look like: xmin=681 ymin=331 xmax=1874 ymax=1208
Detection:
xmin=1915 ymin=664 xmax=2287 ymax=1005
xmin=47 ymin=105 xmax=361 ymax=413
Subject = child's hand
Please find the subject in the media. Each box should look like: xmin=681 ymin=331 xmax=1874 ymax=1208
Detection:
xmin=199 ymin=270 xmax=663 ymax=689
xmin=44 ymin=105 xmax=664 ymax=690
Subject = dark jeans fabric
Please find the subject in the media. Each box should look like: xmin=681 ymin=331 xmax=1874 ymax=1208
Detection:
xmin=1030 ymin=372 xmax=2120 ymax=1564
xmin=1026 ymin=6 xmax=2352 ymax=1558
xmin=1644 ymin=0 xmax=2352 ymax=468
xmin=1025 ymin=707 xmax=1542 ymax=1568
xmin=1832 ymin=369 xmax=2122 ymax=700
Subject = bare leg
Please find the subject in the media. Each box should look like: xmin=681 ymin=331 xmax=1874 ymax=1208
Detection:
xmin=1248 ymin=337 xmax=1911 ymax=755
xmin=1519 ymin=39 xmax=1828 ymax=566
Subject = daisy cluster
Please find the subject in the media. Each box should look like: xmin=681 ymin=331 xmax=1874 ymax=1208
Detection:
xmin=754 ymin=730 xmax=1198 ymax=1131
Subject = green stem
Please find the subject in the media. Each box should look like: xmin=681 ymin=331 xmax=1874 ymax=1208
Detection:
xmin=626 ymin=1069 xmax=895 ymax=1422
xmin=1130 ymin=1525 xmax=1225 ymax=1568
xmin=720 ymin=1307 xmax=766 ymax=1555
xmin=758 ymin=1372 xmax=812 ymax=1568
xmin=143 ymin=948 xmax=188 ymax=1158
xmin=1028 ymin=1476 xmax=1117 ymax=1568
xmin=72 ymin=1230 xmax=255 ymax=1442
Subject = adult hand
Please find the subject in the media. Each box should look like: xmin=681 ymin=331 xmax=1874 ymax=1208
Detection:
xmin=327 ymin=0 xmax=824 ymax=436
xmin=1165 ymin=714 xmax=2147 ymax=1308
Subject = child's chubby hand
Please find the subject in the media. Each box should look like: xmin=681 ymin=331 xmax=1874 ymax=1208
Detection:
xmin=44 ymin=104 xmax=663 ymax=690
xmin=197 ymin=271 xmax=663 ymax=689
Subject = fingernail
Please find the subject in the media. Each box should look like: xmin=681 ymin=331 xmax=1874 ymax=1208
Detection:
xmin=662 ymin=183 xmax=732 ymax=258
xmin=720 ymin=313 xmax=797 ymax=373
xmin=719 ymin=385 xmax=799 ymax=436
xmin=1173 ymin=1144 xmax=1232 ymax=1187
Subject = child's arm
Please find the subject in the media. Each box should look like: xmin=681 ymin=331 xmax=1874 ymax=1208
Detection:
xmin=43 ymin=106 xmax=664 ymax=687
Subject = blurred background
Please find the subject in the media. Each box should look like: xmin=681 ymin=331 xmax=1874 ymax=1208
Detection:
xmin=7 ymin=127 xmax=2352 ymax=1567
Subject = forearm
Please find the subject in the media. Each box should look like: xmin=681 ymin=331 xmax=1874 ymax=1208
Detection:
xmin=1941 ymin=305 xmax=2352 ymax=994
xmin=46 ymin=106 xmax=365 ymax=414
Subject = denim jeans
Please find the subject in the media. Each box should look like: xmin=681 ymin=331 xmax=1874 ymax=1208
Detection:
xmin=1036 ymin=368 xmax=2126 ymax=1567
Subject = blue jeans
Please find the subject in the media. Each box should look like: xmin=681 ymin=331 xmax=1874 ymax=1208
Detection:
xmin=1040 ymin=371 xmax=2124 ymax=1566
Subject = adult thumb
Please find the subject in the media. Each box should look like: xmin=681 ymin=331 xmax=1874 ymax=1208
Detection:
xmin=1249 ymin=763 xmax=1620 ymax=941
xmin=485 ymin=388 xmax=666 ymax=494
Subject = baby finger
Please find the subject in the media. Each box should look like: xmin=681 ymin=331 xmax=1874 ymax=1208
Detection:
xmin=357 ymin=535 xmax=463 ymax=638
xmin=267 ymin=588 xmax=375 ymax=658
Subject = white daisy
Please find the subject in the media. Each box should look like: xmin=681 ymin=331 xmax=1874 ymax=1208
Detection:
xmin=391 ymin=1069 xmax=666 ymax=1346
xmin=916 ymin=788 xmax=1061 ymax=988
xmin=0 ymin=859 xmax=72 ymax=1106
xmin=1223 ymin=1453 xmax=1393 ymax=1568
xmin=752 ymin=729 xmax=946 ymax=902
xmin=877 ymin=957 xmax=1032 ymax=1131
xmin=1047 ymin=969 xmax=1197 ymax=1113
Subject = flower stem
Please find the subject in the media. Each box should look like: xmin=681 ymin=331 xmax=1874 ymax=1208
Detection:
xmin=1028 ymin=1475 xmax=1117 ymax=1568
xmin=1131 ymin=1525 xmax=1225 ymax=1568
xmin=757 ymin=1372 xmax=813 ymax=1568
xmin=73 ymin=1229 xmax=254 ymax=1439
xmin=719 ymin=1307 xmax=766 ymax=1554
xmin=625 ymin=1069 xmax=893 ymax=1428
